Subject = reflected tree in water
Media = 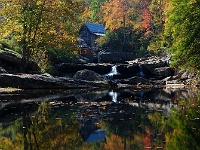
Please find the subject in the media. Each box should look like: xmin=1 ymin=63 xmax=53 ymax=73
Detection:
xmin=1 ymin=94 xmax=200 ymax=150
xmin=148 ymin=95 xmax=200 ymax=150
xmin=165 ymin=96 xmax=200 ymax=150
xmin=98 ymin=103 xmax=151 ymax=150
xmin=0 ymin=102 xmax=85 ymax=150
xmin=24 ymin=102 xmax=84 ymax=150
xmin=0 ymin=119 xmax=23 ymax=150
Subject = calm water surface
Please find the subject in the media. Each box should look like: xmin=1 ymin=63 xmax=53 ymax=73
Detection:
xmin=0 ymin=88 xmax=200 ymax=150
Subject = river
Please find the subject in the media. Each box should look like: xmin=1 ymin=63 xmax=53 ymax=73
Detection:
xmin=0 ymin=88 xmax=200 ymax=150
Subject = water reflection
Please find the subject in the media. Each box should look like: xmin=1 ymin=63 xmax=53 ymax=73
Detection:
xmin=109 ymin=91 xmax=118 ymax=103
xmin=0 ymin=88 xmax=200 ymax=149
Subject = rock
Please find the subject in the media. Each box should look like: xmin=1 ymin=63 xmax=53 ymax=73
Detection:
xmin=0 ymin=48 xmax=40 ymax=73
xmin=76 ymin=54 xmax=91 ymax=63
xmin=56 ymin=55 xmax=172 ymax=80
xmin=120 ymin=76 xmax=149 ymax=84
xmin=0 ymin=68 xmax=7 ymax=73
xmin=27 ymin=60 xmax=41 ymax=73
xmin=0 ymin=48 xmax=196 ymax=89
xmin=0 ymin=48 xmax=21 ymax=63
xmin=56 ymin=63 xmax=111 ymax=75
xmin=73 ymin=69 xmax=108 ymax=82
xmin=162 ymin=76 xmax=181 ymax=84
xmin=181 ymin=70 xmax=189 ymax=80
xmin=116 ymin=64 xmax=140 ymax=79
xmin=195 ymin=80 xmax=200 ymax=88
xmin=0 ymin=73 xmax=68 ymax=89
xmin=127 ymin=55 xmax=170 ymax=70
xmin=0 ymin=73 xmax=113 ymax=89
xmin=73 ymin=69 xmax=117 ymax=88
xmin=152 ymin=67 xmax=174 ymax=78
xmin=188 ymin=72 xmax=196 ymax=79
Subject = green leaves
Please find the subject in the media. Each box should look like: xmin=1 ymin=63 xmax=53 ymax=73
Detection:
xmin=0 ymin=0 xmax=85 ymax=72
xmin=165 ymin=96 xmax=200 ymax=150
xmin=164 ymin=0 xmax=200 ymax=71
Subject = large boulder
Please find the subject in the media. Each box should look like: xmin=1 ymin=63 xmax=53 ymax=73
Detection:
xmin=151 ymin=67 xmax=174 ymax=78
xmin=0 ymin=48 xmax=40 ymax=73
xmin=73 ymin=69 xmax=117 ymax=88
xmin=73 ymin=69 xmax=108 ymax=82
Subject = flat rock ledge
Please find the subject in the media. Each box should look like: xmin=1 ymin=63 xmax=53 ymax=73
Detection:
xmin=0 ymin=69 xmax=199 ymax=90
xmin=0 ymin=73 xmax=116 ymax=89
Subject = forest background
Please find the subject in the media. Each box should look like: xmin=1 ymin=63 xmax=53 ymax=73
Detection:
xmin=0 ymin=0 xmax=199 ymax=74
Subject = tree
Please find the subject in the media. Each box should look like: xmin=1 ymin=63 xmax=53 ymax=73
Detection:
xmin=140 ymin=0 xmax=153 ymax=33
xmin=0 ymin=0 xmax=85 ymax=72
xmin=148 ymin=0 xmax=167 ymax=53
xmin=80 ymin=0 xmax=108 ymax=24
xmin=164 ymin=0 xmax=200 ymax=71
xmin=101 ymin=0 xmax=141 ymax=30
xmin=89 ymin=0 xmax=108 ymax=23
xmin=96 ymin=27 xmax=145 ymax=54
xmin=99 ymin=0 xmax=152 ymax=53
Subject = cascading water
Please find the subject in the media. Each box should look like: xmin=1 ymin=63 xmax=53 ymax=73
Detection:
xmin=139 ymin=91 xmax=144 ymax=102
xmin=104 ymin=65 xmax=118 ymax=80
xmin=138 ymin=65 xmax=145 ymax=78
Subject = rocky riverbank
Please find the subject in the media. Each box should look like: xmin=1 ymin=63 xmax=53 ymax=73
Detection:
xmin=0 ymin=50 xmax=200 ymax=90
xmin=0 ymin=47 xmax=200 ymax=89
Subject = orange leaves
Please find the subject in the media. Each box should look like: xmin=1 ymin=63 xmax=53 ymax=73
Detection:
xmin=104 ymin=134 xmax=125 ymax=150
xmin=140 ymin=0 xmax=153 ymax=32
xmin=100 ymin=0 xmax=154 ymax=34
xmin=101 ymin=0 xmax=144 ymax=31
xmin=142 ymin=128 xmax=153 ymax=149
xmin=102 ymin=0 xmax=130 ymax=30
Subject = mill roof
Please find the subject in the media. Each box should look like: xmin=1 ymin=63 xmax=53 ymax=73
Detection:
xmin=85 ymin=22 xmax=106 ymax=35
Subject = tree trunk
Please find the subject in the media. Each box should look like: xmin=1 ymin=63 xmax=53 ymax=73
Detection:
xmin=19 ymin=39 xmax=30 ymax=73
xmin=19 ymin=56 xmax=28 ymax=73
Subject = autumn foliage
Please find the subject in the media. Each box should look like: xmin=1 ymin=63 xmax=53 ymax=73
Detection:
xmin=0 ymin=0 xmax=85 ymax=71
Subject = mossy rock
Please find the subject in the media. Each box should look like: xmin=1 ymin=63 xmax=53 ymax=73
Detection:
xmin=0 ymin=48 xmax=40 ymax=73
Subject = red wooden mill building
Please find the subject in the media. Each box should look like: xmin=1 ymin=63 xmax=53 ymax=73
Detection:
xmin=78 ymin=22 xmax=106 ymax=57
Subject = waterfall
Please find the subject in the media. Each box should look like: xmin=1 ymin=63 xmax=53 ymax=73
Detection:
xmin=138 ymin=65 xmax=145 ymax=78
xmin=109 ymin=91 xmax=118 ymax=103
xmin=139 ymin=91 xmax=144 ymax=102
xmin=104 ymin=65 xmax=118 ymax=80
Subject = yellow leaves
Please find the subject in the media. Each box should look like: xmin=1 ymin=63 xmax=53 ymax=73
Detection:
xmin=101 ymin=0 xmax=138 ymax=30
xmin=0 ymin=0 xmax=84 ymax=48
xmin=0 ymin=136 xmax=23 ymax=150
